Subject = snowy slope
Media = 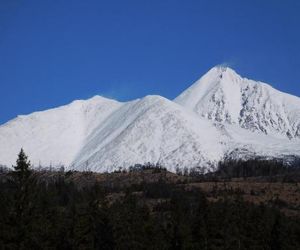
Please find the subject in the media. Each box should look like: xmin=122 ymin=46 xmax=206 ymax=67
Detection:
xmin=0 ymin=96 xmax=122 ymax=167
xmin=72 ymin=95 xmax=226 ymax=172
xmin=0 ymin=66 xmax=300 ymax=172
xmin=175 ymin=66 xmax=300 ymax=139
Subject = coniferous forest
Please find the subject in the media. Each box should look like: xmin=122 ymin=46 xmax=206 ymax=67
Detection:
xmin=0 ymin=150 xmax=300 ymax=249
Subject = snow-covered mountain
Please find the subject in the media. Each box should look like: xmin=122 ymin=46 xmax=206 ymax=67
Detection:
xmin=175 ymin=66 xmax=300 ymax=139
xmin=0 ymin=66 xmax=299 ymax=172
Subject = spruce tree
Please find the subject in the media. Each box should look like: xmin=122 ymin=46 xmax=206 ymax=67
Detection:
xmin=11 ymin=149 xmax=34 ymax=249
xmin=13 ymin=148 xmax=31 ymax=185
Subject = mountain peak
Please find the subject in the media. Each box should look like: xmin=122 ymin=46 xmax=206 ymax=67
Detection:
xmin=82 ymin=95 xmax=119 ymax=104
xmin=209 ymin=65 xmax=233 ymax=72
xmin=0 ymin=67 xmax=300 ymax=172
xmin=204 ymin=65 xmax=241 ymax=81
xmin=175 ymin=66 xmax=300 ymax=139
xmin=174 ymin=66 xmax=242 ymax=110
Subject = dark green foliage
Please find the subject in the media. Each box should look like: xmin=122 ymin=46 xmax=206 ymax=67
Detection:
xmin=142 ymin=179 xmax=174 ymax=199
xmin=128 ymin=162 xmax=167 ymax=173
xmin=217 ymin=158 xmax=300 ymax=180
xmin=12 ymin=148 xmax=32 ymax=184
xmin=0 ymin=153 xmax=300 ymax=249
xmin=0 ymin=174 xmax=300 ymax=249
xmin=5 ymin=149 xmax=37 ymax=250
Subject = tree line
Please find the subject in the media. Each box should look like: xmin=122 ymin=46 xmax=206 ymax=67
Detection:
xmin=216 ymin=158 xmax=300 ymax=180
xmin=0 ymin=150 xmax=300 ymax=249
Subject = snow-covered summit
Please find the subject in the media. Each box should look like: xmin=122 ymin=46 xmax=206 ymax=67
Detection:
xmin=175 ymin=66 xmax=300 ymax=139
xmin=0 ymin=66 xmax=299 ymax=172
xmin=174 ymin=66 xmax=241 ymax=110
xmin=0 ymin=95 xmax=123 ymax=168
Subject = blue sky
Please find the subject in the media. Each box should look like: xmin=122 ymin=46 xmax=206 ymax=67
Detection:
xmin=0 ymin=0 xmax=299 ymax=124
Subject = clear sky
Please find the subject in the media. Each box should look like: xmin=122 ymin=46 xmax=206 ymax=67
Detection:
xmin=0 ymin=0 xmax=299 ymax=124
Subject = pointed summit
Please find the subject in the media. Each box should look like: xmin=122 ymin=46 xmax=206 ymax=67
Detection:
xmin=205 ymin=64 xmax=238 ymax=73
xmin=175 ymin=66 xmax=300 ymax=139
xmin=199 ymin=65 xmax=242 ymax=84
xmin=174 ymin=66 xmax=242 ymax=110
xmin=206 ymin=65 xmax=236 ymax=74
xmin=0 ymin=66 xmax=299 ymax=172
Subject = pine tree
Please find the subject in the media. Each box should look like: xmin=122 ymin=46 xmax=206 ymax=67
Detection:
xmin=13 ymin=148 xmax=32 ymax=185
xmin=11 ymin=149 xmax=34 ymax=249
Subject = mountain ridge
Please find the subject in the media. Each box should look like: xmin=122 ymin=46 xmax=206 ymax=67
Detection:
xmin=175 ymin=66 xmax=300 ymax=139
xmin=1 ymin=66 xmax=299 ymax=172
